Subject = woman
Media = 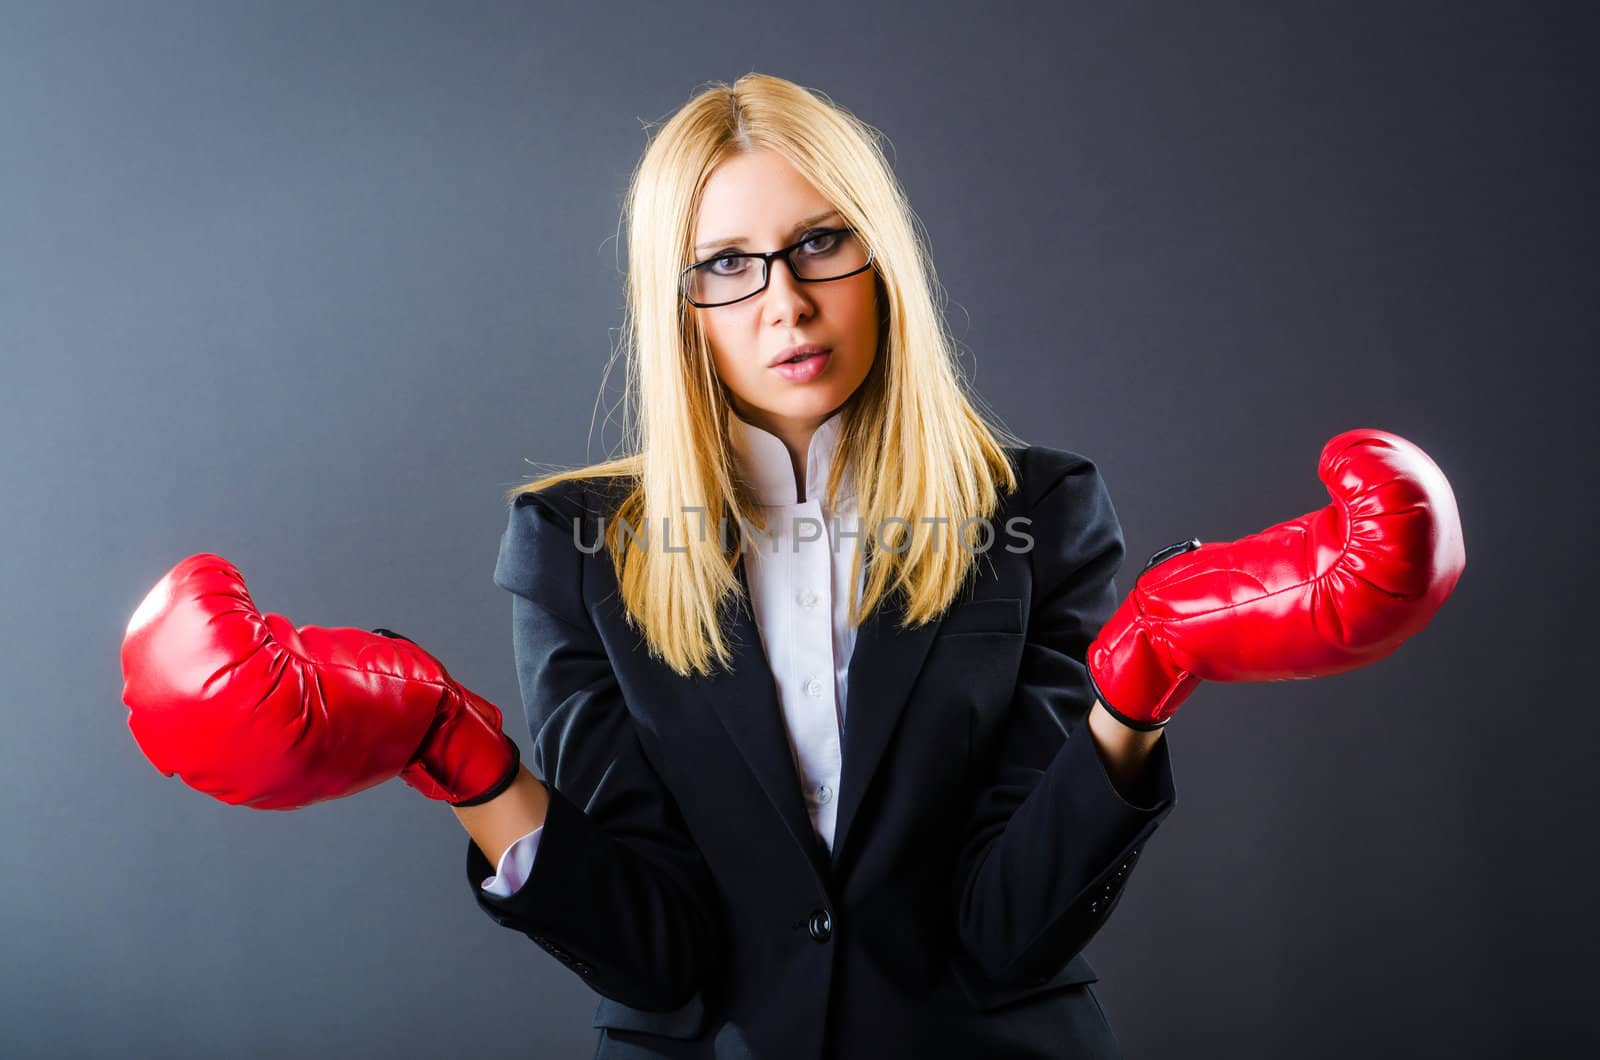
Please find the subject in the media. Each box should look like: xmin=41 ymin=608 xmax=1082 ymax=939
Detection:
xmin=121 ymin=73 xmax=1464 ymax=1059
xmin=455 ymin=73 xmax=1174 ymax=1058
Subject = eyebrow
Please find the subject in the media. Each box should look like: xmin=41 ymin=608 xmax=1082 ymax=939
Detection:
xmin=694 ymin=211 xmax=843 ymax=253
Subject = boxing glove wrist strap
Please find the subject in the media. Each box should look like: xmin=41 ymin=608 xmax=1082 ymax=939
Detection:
xmin=1087 ymin=670 xmax=1170 ymax=732
xmin=449 ymin=736 xmax=522 ymax=808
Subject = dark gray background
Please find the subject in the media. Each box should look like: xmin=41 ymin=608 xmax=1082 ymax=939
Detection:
xmin=1 ymin=2 xmax=1588 ymax=1057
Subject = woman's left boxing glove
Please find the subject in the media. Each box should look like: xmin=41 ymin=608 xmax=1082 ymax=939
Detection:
xmin=120 ymin=552 xmax=519 ymax=810
xmin=1087 ymin=428 xmax=1466 ymax=730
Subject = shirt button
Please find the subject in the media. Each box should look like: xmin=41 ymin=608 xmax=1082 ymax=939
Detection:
xmin=814 ymin=784 xmax=833 ymax=805
xmin=805 ymin=678 xmax=824 ymax=697
xmin=798 ymin=589 xmax=819 ymax=608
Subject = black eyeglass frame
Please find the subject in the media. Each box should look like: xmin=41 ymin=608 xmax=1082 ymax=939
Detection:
xmin=679 ymin=227 xmax=875 ymax=308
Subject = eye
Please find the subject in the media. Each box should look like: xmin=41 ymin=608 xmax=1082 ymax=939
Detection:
xmin=707 ymin=255 xmax=751 ymax=276
xmin=798 ymin=229 xmax=842 ymax=255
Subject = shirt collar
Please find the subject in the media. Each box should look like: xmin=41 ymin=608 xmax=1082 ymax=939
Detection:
xmin=727 ymin=405 xmax=854 ymax=507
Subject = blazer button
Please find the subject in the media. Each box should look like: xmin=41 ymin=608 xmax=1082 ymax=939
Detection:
xmin=807 ymin=909 xmax=833 ymax=943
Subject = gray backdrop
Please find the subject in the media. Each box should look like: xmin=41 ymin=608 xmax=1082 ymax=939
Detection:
xmin=1 ymin=2 xmax=1588 ymax=1057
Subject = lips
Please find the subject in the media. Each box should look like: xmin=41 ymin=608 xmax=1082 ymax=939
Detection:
xmin=769 ymin=344 xmax=831 ymax=367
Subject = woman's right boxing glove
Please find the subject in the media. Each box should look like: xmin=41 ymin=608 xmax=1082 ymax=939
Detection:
xmin=120 ymin=552 xmax=519 ymax=810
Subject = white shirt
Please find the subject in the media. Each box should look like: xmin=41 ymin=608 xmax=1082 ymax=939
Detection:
xmin=482 ymin=407 xmax=864 ymax=896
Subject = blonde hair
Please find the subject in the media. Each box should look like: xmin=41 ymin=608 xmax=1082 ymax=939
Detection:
xmin=507 ymin=72 xmax=1021 ymax=677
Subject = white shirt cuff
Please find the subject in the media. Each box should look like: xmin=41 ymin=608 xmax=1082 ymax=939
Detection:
xmin=479 ymin=824 xmax=543 ymax=898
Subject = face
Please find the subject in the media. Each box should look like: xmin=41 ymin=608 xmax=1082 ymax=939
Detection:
xmin=689 ymin=150 xmax=879 ymax=447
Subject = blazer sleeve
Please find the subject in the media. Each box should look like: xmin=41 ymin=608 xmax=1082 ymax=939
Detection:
xmin=465 ymin=486 xmax=723 ymax=1012
xmin=952 ymin=448 xmax=1177 ymax=987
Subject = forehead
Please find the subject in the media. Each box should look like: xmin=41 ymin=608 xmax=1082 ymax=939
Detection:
xmin=694 ymin=150 xmax=836 ymax=236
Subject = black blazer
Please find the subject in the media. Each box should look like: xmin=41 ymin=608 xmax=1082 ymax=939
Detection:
xmin=466 ymin=444 xmax=1177 ymax=1059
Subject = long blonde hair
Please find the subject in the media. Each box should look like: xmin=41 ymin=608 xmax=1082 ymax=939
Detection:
xmin=507 ymin=72 xmax=1021 ymax=677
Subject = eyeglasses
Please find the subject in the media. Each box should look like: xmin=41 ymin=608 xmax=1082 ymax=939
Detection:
xmin=681 ymin=227 xmax=874 ymax=308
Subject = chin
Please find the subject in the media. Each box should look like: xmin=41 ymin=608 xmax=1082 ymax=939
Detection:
xmin=768 ymin=386 xmax=851 ymax=417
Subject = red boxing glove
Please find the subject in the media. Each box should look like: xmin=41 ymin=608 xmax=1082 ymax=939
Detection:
xmin=1087 ymin=429 xmax=1466 ymax=730
xmin=120 ymin=553 xmax=519 ymax=810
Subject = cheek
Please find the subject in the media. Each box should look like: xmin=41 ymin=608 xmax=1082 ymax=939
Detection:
xmin=702 ymin=318 xmax=750 ymax=380
xmin=841 ymin=278 xmax=881 ymax=345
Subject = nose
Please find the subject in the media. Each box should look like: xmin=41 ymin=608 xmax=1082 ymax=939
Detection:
xmin=763 ymin=255 xmax=814 ymax=323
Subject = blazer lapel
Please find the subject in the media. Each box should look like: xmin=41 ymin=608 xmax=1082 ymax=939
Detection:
xmin=696 ymin=548 xmax=944 ymax=882
xmin=830 ymin=577 xmax=940 ymax=871
xmin=696 ymin=558 xmax=832 ymax=882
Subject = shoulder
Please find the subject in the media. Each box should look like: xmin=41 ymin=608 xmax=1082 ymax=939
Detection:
xmin=495 ymin=474 xmax=634 ymax=608
xmin=1002 ymin=443 xmax=1114 ymax=516
xmin=510 ymin=473 xmax=634 ymax=524
xmin=1000 ymin=444 xmax=1125 ymax=582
